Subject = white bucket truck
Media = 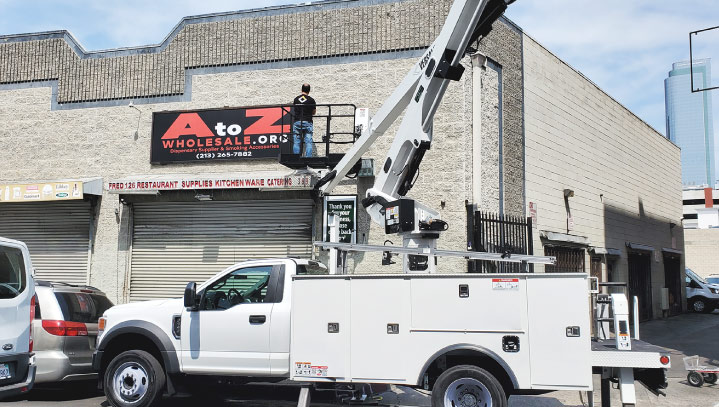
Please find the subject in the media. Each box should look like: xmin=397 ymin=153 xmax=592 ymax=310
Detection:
xmin=93 ymin=0 xmax=671 ymax=406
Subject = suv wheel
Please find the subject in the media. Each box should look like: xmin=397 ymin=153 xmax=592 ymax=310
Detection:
xmin=104 ymin=350 xmax=166 ymax=407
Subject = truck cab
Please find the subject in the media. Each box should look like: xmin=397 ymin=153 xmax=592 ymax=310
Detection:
xmin=178 ymin=258 xmax=325 ymax=376
xmin=0 ymin=237 xmax=36 ymax=399
xmin=94 ymin=258 xmax=323 ymax=407
xmin=685 ymin=268 xmax=719 ymax=313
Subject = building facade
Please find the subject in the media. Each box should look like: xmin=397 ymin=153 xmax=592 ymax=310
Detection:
xmin=0 ymin=0 xmax=523 ymax=303
xmin=0 ymin=0 xmax=684 ymax=319
xmin=524 ymin=36 xmax=685 ymax=319
xmin=665 ymin=59 xmax=717 ymax=187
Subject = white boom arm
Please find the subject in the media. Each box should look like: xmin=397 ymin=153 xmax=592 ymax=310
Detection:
xmin=315 ymin=0 xmax=514 ymax=272
xmin=316 ymin=0 xmax=513 ymax=228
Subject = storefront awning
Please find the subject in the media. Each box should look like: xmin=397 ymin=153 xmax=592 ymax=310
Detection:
xmin=626 ymin=242 xmax=655 ymax=252
xmin=106 ymin=171 xmax=317 ymax=194
xmin=661 ymin=247 xmax=683 ymax=255
xmin=590 ymin=247 xmax=622 ymax=256
xmin=0 ymin=177 xmax=102 ymax=203
xmin=540 ymin=231 xmax=590 ymax=246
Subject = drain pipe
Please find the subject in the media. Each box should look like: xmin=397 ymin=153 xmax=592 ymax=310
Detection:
xmin=633 ymin=296 xmax=640 ymax=340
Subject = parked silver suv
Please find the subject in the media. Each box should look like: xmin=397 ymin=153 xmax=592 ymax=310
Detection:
xmin=33 ymin=281 xmax=113 ymax=383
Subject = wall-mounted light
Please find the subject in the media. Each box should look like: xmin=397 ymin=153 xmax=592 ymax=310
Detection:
xmin=129 ymin=102 xmax=141 ymax=140
xmin=563 ymin=189 xmax=575 ymax=198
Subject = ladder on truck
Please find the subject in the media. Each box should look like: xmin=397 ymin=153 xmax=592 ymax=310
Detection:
xmin=318 ymin=240 xmax=555 ymax=275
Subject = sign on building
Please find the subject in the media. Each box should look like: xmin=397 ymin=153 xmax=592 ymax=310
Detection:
xmin=323 ymin=195 xmax=357 ymax=244
xmin=107 ymin=173 xmax=314 ymax=193
xmin=0 ymin=181 xmax=83 ymax=203
xmin=151 ymin=106 xmax=296 ymax=163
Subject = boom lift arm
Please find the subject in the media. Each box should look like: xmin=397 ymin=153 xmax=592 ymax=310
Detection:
xmin=314 ymin=0 xmax=515 ymax=272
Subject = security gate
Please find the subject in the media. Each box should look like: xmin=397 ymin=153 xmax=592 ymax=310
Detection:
xmin=468 ymin=211 xmax=534 ymax=273
xmin=628 ymin=251 xmax=653 ymax=321
xmin=129 ymin=200 xmax=313 ymax=301
xmin=544 ymin=246 xmax=585 ymax=273
xmin=0 ymin=201 xmax=92 ymax=285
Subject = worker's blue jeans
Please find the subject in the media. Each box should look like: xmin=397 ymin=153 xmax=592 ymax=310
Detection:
xmin=292 ymin=121 xmax=314 ymax=157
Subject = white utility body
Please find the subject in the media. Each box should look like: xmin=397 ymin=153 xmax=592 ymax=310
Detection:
xmin=290 ymin=270 xmax=592 ymax=390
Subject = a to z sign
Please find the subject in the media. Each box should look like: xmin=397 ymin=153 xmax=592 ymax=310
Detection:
xmin=151 ymin=106 xmax=295 ymax=163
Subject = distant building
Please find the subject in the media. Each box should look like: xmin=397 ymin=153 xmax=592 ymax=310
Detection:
xmin=683 ymin=185 xmax=719 ymax=228
xmin=665 ymin=59 xmax=716 ymax=187
xmin=683 ymin=186 xmax=719 ymax=278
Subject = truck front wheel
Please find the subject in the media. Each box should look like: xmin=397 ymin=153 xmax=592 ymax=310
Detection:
xmin=104 ymin=350 xmax=166 ymax=407
xmin=690 ymin=298 xmax=713 ymax=313
xmin=431 ymin=365 xmax=507 ymax=407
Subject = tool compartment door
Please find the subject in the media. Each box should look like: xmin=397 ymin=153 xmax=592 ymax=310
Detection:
xmin=349 ymin=277 xmax=410 ymax=381
xmin=290 ymin=277 xmax=350 ymax=381
xmin=526 ymin=275 xmax=591 ymax=389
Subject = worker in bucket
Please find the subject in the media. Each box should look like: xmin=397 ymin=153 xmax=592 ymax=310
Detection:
xmin=292 ymin=83 xmax=317 ymax=157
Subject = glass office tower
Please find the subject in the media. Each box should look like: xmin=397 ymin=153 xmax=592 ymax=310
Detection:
xmin=665 ymin=59 xmax=716 ymax=186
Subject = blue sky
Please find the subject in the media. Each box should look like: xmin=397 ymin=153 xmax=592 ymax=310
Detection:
xmin=1 ymin=0 xmax=718 ymax=136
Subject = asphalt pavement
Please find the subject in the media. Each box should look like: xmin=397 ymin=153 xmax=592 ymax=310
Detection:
xmin=3 ymin=311 xmax=719 ymax=407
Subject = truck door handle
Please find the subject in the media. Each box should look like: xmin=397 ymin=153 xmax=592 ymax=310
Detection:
xmin=249 ymin=315 xmax=266 ymax=324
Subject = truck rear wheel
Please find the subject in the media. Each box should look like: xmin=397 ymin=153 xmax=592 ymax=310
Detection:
xmin=431 ymin=365 xmax=507 ymax=407
xmin=104 ymin=350 xmax=166 ymax=407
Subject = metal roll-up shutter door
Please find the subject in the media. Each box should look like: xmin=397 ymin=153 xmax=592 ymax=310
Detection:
xmin=0 ymin=201 xmax=91 ymax=285
xmin=130 ymin=200 xmax=313 ymax=301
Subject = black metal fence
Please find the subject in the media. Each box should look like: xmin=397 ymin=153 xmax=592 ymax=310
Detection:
xmin=467 ymin=210 xmax=533 ymax=273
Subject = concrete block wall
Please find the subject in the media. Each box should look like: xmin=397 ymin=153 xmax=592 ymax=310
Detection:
xmin=476 ymin=21 xmax=524 ymax=216
xmin=685 ymin=228 xmax=719 ymax=278
xmin=523 ymin=34 xmax=685 ymax=318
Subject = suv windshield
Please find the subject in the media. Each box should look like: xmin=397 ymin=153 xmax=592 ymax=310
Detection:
xmin=0 ymin=245 xmax=26 ymax=299
xmin=55 ymin=292 xmax=114 ymax=323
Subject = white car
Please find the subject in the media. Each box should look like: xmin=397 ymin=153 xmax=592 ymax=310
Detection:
xmin=685 ymin=268 xmax=719 ymax=313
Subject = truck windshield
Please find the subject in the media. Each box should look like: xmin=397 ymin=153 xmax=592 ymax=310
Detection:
xmin=0 ymin=246 xmax=27 ymax=299
xmin=687 ymin=269 xmax=707 ymax=285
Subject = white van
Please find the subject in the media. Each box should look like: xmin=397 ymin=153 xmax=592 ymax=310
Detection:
xmin=0 ymin=237 xmax=36 ymax=399
xmin=685 ymin=268 xmax=719 ymax=313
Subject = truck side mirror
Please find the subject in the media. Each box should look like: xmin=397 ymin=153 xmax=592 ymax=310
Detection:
xmin=184 ymin=282 xmax=198 ymax=311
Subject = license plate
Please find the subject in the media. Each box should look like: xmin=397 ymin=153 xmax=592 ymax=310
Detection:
xmin=0 ymin=363 xmax=10 ymax=380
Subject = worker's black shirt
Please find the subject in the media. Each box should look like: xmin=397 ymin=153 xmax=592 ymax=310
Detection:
xmin=293 ymin=94 xmax=316 ymax=123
